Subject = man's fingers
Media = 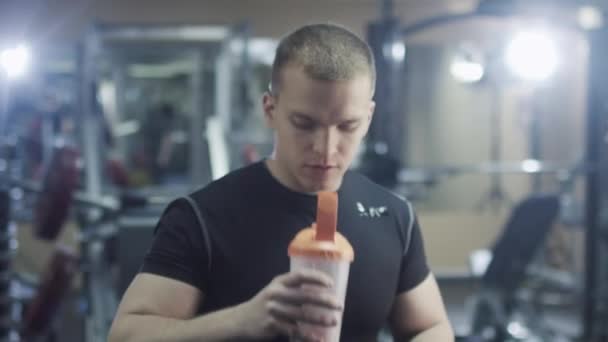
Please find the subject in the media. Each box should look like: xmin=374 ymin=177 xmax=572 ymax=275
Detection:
xmin=300 ymin=283 xmax=343 ymax=307
xmin=266 ymin=299 xmax=300 ymax=323
xmin=268 ymin=284 xmax=342 ymax=310
xmin=301 ymin=303 xmax=340 ymax=326
xmin=267 ymin=300 xmax=338 ymax=327
xmin=277 ymin=270 xmax=334 ymax=288
xmin=269 ymin=315 xmax=298 ymax=338
xmin=292 ymin=328 xmax=324 ymax=342
xmin=264 ymin=270 xmax=341 ymax=340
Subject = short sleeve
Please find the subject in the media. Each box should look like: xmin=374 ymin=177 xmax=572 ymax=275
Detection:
xmin=396 ymin=214 xmax=430 ymax=294
xmin=139 ymin=199 xmax=209 ymax=292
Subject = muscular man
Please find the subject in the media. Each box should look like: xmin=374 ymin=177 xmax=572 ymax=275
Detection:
xmin=109 ymin=23 xmax=453 ymax=342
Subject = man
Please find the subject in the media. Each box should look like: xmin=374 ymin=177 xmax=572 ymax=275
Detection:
xmin=109 ymin=23 xmax=453 ymax=341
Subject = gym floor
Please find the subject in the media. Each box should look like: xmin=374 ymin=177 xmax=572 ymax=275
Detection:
xmin=442 ymin=278 xmax=582 ymax=341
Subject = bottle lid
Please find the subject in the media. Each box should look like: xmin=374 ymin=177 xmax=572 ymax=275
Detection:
xmin=288 ymin=191 xmax=354 ymax=262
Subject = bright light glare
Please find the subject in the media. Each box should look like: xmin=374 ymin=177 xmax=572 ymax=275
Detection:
xmin=249 ymin=38 xmax=278 ymax=65
xmin=507 ymin=321 xmax=530 ymax=339
xmin=114 ymin=120 xmax=140 ymax=137
xmin=578 ymin=6 xmax=604 ymax=30
xmin=0 ymin=44 xmax=30 ymax=79
xmin=450 ymin=59 xmax=484 ymax=83
xmin=522 ymin=159 xmax=542 ymax=173
xmin=450 ymin=43 xmax=485 ymax=84
xmin=391 ymin=41 xmax=406 ymax=61
xmin=505 ymin=31 xmax=559 ymax=82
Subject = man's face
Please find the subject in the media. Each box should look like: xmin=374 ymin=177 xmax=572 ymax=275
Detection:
xmin=263 ymin=65 xmax=375 ymax=193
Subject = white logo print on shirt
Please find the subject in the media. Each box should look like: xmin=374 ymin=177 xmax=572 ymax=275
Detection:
xmin=357 ymin=202 xmax=388 ymax=218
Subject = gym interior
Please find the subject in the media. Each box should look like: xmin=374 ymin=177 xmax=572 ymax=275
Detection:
xmin=0 ymin=0 xmax=607 ymax=341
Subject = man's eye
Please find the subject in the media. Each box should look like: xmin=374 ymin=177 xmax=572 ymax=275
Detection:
xmin=292 ymin=119 xmax=315 ymax=130
xmin=339 ymin=121 xmax=360 ymax=132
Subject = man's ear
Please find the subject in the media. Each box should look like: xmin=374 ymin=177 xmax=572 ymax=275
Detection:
xmin=368 ymin=101 xmax=376 ymax=124
xmin=363 ymin=101 xmax=376 ymax=134
xmin=262 ymin=92 xmax=277 ymax=129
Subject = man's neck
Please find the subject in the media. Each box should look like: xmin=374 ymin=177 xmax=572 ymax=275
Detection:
xmin=264 ymin=159 xmax=317 ymax=195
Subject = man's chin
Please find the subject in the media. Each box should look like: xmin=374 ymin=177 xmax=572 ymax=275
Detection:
xmin=300 ymin=179 xmax=342 ymax=193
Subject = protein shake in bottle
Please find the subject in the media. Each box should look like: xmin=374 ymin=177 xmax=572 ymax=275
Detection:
xmin=288 ymin=191 xmax=354 ymax=341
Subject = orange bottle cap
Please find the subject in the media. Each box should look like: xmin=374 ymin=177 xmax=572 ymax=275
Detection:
xmin=288 ymin=192 xmax=354 ymax=262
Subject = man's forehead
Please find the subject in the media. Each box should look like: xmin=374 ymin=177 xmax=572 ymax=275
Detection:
xmin=278 ymin=71 xmax=373 ymax=101
xmin=279 ymin=63 xmax=373 ymax=84
xmin=290 ymin=110 xmax=363 ymax=120
xmin=285 ymin=102 xmax=369 ymax=123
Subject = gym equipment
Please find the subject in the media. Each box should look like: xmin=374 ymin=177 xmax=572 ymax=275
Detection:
xmin=0 ymin=138 xmax=32 ymax=342
xmin=397 ymin=160 xmax=584 ymax=185
xmin=33 ymin=145 xmax=80 ymax=240
xmin=81 ymin=23 xmax=242 ymax=189
xmin=390 ymin=6 xmax=608 ymax=338
xmin=582 ymin=22 xmax=608 ymax=342
xmin=0 ymin=138 xmax=79 ymax=233
xmin=362 ymin=0 xmax=586 ymax=194
xmin=396 ymin=160 xmax=587 ymax=209
xmin=0 ymin=190 xmax=19 ymax=342
xmin=481 ymin=195 xmax=559 ymax=294
xmin=467 ymin=194 xmax=572 ymax=341
xmin=21 ymin=245 xmax=78 ymax=339
xmin=76 ymin=189 xmax=170 ymax=342
xmin=76 ymin=23 xmax=257 ymax=340
xmin=21 ymin=186 xmax=167 ymax=341
xmin=0 ymin=137 xmax=144 ymax=341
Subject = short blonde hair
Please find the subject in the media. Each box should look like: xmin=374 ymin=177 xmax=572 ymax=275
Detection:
xmin=270 ymin=23 xmax=376 ymax=95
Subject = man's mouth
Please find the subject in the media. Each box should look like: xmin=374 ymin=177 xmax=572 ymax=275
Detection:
xmin=306 ymin=164 xmax=336 ymax=170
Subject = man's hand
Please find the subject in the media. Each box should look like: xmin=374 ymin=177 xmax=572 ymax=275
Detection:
xmin=235 ymin=269 xmax=343 ymax=341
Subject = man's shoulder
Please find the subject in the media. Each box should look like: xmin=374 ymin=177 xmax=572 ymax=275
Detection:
xmin=343 ymin=170 xmax=416 ymax=225
xmin=188 ymin=162 xmax=263 ymax=204
xmin=344 ymin=169 xmax=410 ymax=207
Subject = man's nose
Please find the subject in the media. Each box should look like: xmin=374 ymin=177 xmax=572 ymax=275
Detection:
xmin=312 ymin=128 xmax=338 ymax=162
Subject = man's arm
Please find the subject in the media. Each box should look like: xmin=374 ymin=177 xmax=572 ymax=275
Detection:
xmin=389 ymin=273 xmax=454 ymax=342
xmin=109 ymin=199 xmax=250 ymax=341
xmin=109 ymin=270 xmax=343 ymax=342
xmin=108 ymin=273 xmax=247 ymax=342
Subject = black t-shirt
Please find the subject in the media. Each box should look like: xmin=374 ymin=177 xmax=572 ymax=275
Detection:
xmin=141 ymin=161 xmax=430 ymax=341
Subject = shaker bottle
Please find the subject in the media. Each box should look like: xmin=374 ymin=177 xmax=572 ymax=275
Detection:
xmin=288 ymin=191 xmax=354 ymax=341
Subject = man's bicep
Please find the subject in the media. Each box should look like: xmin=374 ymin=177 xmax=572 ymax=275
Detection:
xmin=390 ymin=203 xmax=453 ymax=340
xmin=140 ymin=199 xmax=209 ymax=292
xmin=389 ymin=273 xmax=449 ymax=339
xmin=396 ymin=213 xmax=430 ymax=293
xmin=116 ymin=273 xmax=203 ymax=319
